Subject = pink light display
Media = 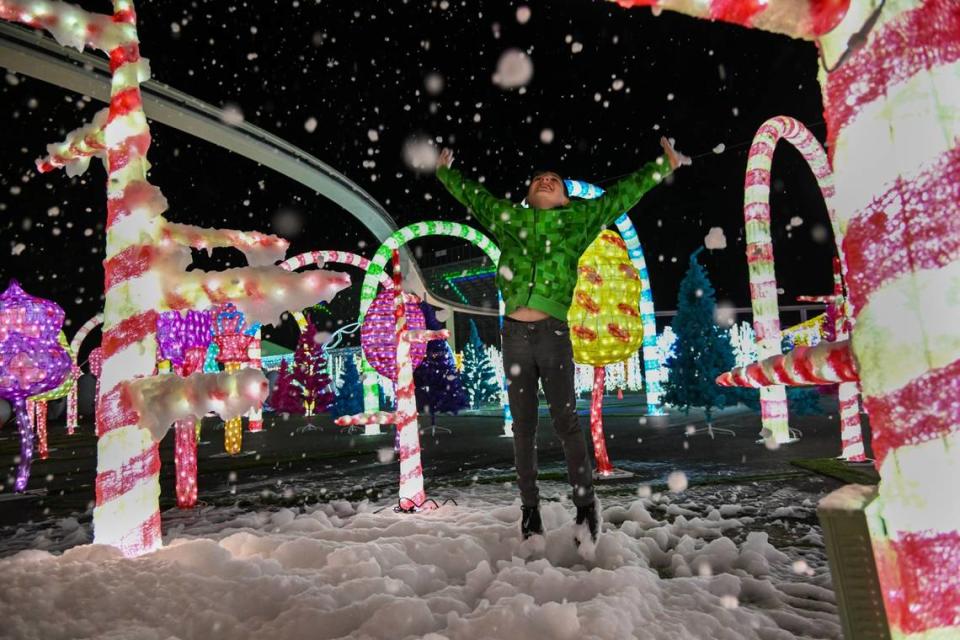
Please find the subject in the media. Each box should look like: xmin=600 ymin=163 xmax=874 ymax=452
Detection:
xmin=157 ymin=309 xmax=212 ymax=508
xmin=336 ymin=251 xmax=447 ymax=510
xmin=361 ymin=288 xmax=427 ymax=382
xmin=34 ymin=400 xmax=49 ymax=460
xmin=0 ymin=281 xmax=72 ymax=492
xmin=213 ymin=304 xmax=254 ymax=455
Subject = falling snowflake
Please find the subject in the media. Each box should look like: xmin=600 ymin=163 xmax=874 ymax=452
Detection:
xmin=492 ymin=49 xmax=533 ymax=89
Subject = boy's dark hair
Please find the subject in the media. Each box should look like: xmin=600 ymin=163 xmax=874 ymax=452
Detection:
xmin=532 ymin=170 xmax=569 ymax=197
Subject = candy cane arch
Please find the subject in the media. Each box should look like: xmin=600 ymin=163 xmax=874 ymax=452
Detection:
xmin=66 ymin=312 xmax=103 ymax=434
xmin=336 ymin=250 xmax=448 ymax=510
xmin=565 ymin=179 xmax=665 ymax=416
xmin=280 ymin=250 xmax=393 ymax=435
xmin=3 ymin=0 xmax=348 ymax=556
xmin=612 ymin=2 xmax=960 ymax=635
xmin=358 ymin=222 xmax=511 ymax=434
xmin=743 ymin=116 xmax=842 ymax=445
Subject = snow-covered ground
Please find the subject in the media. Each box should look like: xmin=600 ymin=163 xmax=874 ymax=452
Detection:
xmin=0 ymin=478 xmax=839 ymax=640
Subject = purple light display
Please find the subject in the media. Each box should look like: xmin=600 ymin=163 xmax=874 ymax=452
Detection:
xmin=361 ymin=289 xmax=427 ymax=382
xmin=0 ymin=281 xmax=72 ymax=491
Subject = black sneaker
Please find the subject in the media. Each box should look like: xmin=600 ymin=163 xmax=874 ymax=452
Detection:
xmin=521 ymin=505 xmax=544 ymax=539
xmin=574 ymin=502 xmax=599 ymax=547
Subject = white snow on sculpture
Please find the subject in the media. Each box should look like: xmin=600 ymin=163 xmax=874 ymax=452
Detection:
xmin=126 ymin=369 xmax=269 ymax=442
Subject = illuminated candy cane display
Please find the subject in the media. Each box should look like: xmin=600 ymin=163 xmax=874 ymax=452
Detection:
xmin=336 ymin=251 xmax=448 ymax=510
xmin=740 ymin=116 xmax=843 ymax=445
xmin=279 ymin=250 xmax=393 ymax=436
xmin=2 ymin=0 xmax=349 ymax=556
xmin=358 ymin=221 xmax=510 ymax=434
xmin=611 ymin=2 xmax=960 ymax=634
xmin=717 ymin=339 xmax=857 ymax=387
xmin=565 ymin=180 xmax=665 ymax=416
xmin=66 ymin=313 xmax=103 ymax=434
xmin=797 ymin=257 xmax=866 ymax=462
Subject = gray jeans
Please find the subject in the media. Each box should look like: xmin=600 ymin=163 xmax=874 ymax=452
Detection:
xmin=501 ymin=316 xmax=595 ymax=507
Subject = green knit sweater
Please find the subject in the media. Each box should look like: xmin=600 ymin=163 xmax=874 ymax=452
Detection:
xmin=437 ymin=159 xmax=670 ymax=320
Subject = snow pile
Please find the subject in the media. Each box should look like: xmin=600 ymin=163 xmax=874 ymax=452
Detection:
xmin=0 ymin=494 xmax=839 ymax=639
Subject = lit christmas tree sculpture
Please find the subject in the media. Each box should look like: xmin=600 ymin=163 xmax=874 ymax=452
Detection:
xmin=294 ymin=321 xmax=335 ymax=416
xmin=332 ymin=355 xmax=365 ymax=420
xmin=414 ymin=301 xmax=468 ymax=428
xmin=662 ymin=249 xmax=736 ymax=436
xmin=461 ymin=320 xmax=501 ymax=409
xmin=271 ymin=359 xmax=305 ymax=415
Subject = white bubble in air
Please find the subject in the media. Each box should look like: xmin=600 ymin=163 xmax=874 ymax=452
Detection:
xmin=402 ymin=136 xmax=439 ymax=173
xmin=221 ymin=103 xmax=244 ymax=126
xmin=424 ymin=72 xmax=444 ymax=95
xmin=272 ymin=208 xmax=303 ymax=237
xmin=492 ymin=49 xmax=534 ymax=89
xmin=704 ymin=227 xmax=727 ymax=250
xmin=667 ymin=470 xmax=688 ymax=493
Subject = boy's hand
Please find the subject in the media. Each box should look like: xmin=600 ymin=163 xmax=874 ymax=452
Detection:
xmin=438 ymin=148 xmax=455 ymax=169
xmin=660 ymin=136 xmax=691 ymax=170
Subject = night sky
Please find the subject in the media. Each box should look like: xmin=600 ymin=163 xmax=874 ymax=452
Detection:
xmin=0 ymin=0 xmax=834 ymax=355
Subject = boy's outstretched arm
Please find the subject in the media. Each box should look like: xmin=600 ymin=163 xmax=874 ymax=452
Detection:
xmin=583 ymin=136 xmax=691 ymax=230
xmin=436 ymin=148 xmax=513 ymax=235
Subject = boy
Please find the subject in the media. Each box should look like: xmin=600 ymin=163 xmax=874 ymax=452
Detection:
xmin=436 ymin=138 xmax=687 ymax=546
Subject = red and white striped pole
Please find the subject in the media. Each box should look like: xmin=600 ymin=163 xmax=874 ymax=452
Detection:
xmin=590 ymin=367 xmax=614 ymax=476
xmin=335 ymin=250 xmax=447 ymax=510
xmin=93 ymin=0 xmax=165 ymax=556
xmin=245 ymin=328 xmax=263 ymax=432
xmin=389 ymin=250 xmax=425 ymax=509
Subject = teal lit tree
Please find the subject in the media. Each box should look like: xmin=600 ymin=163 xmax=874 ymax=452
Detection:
xmin=461 ymin=319 xmax=501 ymax=409
xmin=332 ymin=355 xmax=365 ymax=418
xmin=663 ymin=248 xmax=736 ymax=428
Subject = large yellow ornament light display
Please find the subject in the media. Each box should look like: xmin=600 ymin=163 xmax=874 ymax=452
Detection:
xmin=568 ymin=230 xmax=643 ymax=477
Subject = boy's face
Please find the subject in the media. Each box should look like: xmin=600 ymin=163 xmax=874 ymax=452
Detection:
xmin=526 ymin=172 xmax=570 ymax=210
